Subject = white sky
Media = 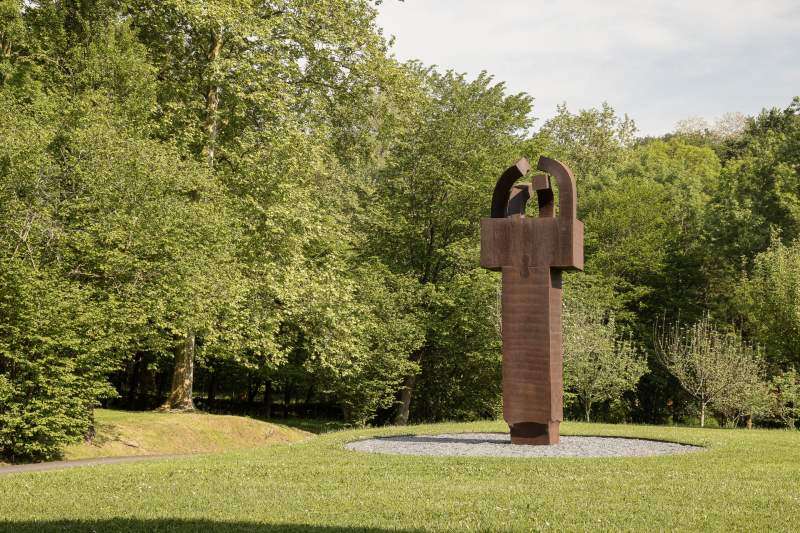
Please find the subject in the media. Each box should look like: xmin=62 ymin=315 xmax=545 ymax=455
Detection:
xmin=376 ymin=0 xmax=800 ymax=136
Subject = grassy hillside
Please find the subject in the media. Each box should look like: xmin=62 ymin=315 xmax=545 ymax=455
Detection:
xmin=62 ymin=409 xmax=310 ymax=460
xmin=1 ymin=420 xmax=799 ymax=531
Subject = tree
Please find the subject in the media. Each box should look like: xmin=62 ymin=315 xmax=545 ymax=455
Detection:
xmin=537 ymin=102 xmax=636 ymax=188
xmin=712 ymin=375 xmax=771 ymax=429
xmin=769 ymin=370 xmax=800 ymax=429
xmin=656 ymin=315 xmax=763 ymax=427
xmin=675 ymin=112 xmax=747 ymax=142
xmin=411 ymin=269 xmax=503 ymax=422
xmin=0 ymin=100 xmax=119 ymax=460
xmin=705 ymin=98 xmax=800 ymax=296
xmin=302 ymin=264 xmax=425 ymax=425
xmin=738 ymin=236 xmax=800 ymax=368
xmin=0 ymin=268 xmax=118 ymax=462
xmin=579 ymin=137 xmax=721 ymax=316
xmin=0 ymin=0 xmax=26 ymax=87
xmin=619 ymin=138 xmax=720 ymax=315
xmin=120 ymin=0 xmax=399 ymax=409
xmin=545 ymin=115 xmax=723 ymax=425
xmin=708 ymin=340 xmax=770 ymax=429
xmin=0 ymin=82 xmax=237 ymax=457
xmin=360 ymin=66 xmax=534 ymax=424
xmin=563 ymin=298 xmax=647 ymax=422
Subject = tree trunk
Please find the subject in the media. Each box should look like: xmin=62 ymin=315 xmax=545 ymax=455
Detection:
xmin=263 ymin=380 xmax=272 ymax=418
xmin=283 ymin=383 xmax=292 ymax=419
xmin=160 ymin=29 xmax=223 ymax=413
xmin=746 ymin=414 xmax=753 ymax=430
xmin=207 ymin=366 xmax=217 ymax=407
xmin=394 ymin=349 xmax=423 ymax=426
xmin=700 ymin=402 xmax=706 ymax=428
xmin=202 ymin=29 xmax=223 ymax=168
xmin=156 ymin=366 xmax=167 ymax=401
xmin=584 ymin=399 xmax=591 ymax=423
xmin=394 ymin=373 xmax=416 ymax=425
xmin=85 ymin=408 xmax=96 ymax=444
xmin=305 ymin=383 xmax=315 ymax=417
xmin=160 ymin=333 xmax=195 ymax=411
xmin=127 ymin=353 xmax=142 ymax=410
xmin=247 ymin=376 xmax=258 ymax=405
xmin=1 ymin=23 xmax=12 ymax=86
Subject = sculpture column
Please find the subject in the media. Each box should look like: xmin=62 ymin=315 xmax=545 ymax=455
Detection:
xmin=502 ymin=267 xmax=562 ymax=444
xmin=480 ymin=156 xmax=583 ymax=445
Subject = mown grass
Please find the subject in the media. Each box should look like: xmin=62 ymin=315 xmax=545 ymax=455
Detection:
xmin=1 ymin=420 xmax=799 ymax=532
xmin=63 ymin=409 xmax=310 ymax=460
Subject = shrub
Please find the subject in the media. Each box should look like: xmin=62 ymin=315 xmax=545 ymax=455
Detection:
xmin=0 ymin=268 xmax=116 ymax=462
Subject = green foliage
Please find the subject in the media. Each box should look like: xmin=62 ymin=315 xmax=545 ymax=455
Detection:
xmin=656 ymin=315 xmax=765 ymax=427
xmin=538 ymin=102 xmax=637 ymax=186
xmin=362 ymin=66 xmax=533 ymax=283
xmin=738 ymin=236 xmax=800 ymax=367
xmin=563 ymin=299 xmax=647 ymax=422
xmin=0 ymin=87 xmax=236 ymax=459
xmin=580 ymin=137 xmax=721 ymax=315
xmin=413 ymin=270 xmax=503 ymax=421
xmin=769 ymin=370 xmax=800 ymax=429
xmin=308 ymin=265 xmax=425 ymax=425
xmin=360 ymin=66 xmax=533 ymax=422
xmin=712 ymin=373 xmax=772 ymax=428
xmin=0 ymin=96 xmax=120 ymax=461
xmin=706 ymin=99 xmax=800 ymax=288
xmin=0 ymin=268 xmax=117 ymax=462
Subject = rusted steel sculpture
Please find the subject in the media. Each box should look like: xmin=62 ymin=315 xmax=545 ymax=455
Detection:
xmin=480 ymin=156 xmax=583 ymax=445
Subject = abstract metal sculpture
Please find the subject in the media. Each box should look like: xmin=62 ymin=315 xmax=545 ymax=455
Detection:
xmin=480 ymin=156 xmax=584 ymax=445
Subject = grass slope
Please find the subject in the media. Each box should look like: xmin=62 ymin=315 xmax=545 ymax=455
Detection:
xmin=62 ymin=409 xmax=310 ymax=460
xmin=1 ymin=421 xmax=799 ymax=531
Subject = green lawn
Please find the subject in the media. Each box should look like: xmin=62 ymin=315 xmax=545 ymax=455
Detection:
xmin=1 ymin=421 xmax=798 ymax=532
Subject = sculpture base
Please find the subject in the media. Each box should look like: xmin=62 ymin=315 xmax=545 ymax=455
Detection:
xmin=509 ymin=421 xmax=560 ymax=445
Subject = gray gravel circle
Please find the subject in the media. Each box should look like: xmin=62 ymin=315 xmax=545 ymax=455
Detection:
xmin=345 ymin=432 xmax=703 ymax=458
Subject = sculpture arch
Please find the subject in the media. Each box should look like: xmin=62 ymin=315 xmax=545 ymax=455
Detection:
xmin=490 ymin=156 xmax=576 ymax=221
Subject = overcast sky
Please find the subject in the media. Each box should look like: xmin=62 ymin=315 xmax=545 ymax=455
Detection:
xmin=376 ymin=0 xmax=800 ymax=136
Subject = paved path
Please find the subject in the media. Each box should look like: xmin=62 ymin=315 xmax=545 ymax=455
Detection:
xmin=0 ymin=454 xmax=189 ymax=476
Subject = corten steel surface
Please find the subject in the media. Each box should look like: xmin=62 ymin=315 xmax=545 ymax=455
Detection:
xmin=480 ymin=156 xmax=583 ymax=445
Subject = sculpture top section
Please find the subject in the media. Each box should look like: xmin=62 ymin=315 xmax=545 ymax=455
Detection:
xmin=480 ymin=156 xmax=584 ymax=272
xmin=490 ymin=156 xmax=577 ymax=222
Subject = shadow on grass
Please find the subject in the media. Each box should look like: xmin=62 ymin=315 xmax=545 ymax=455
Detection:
xmin=0 ymin=520 xmax=421 ymax=532
xmin=261 ymin=417 xmax=351 ymax=435
xmin=194 ymin=407 xmax=350 ymax=434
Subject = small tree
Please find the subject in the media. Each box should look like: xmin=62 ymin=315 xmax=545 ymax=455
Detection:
xmin=712 ymin=371 xmax=771 ymax=429
xmin=656 ymin=315 xmax=763 ymax=427
xmin=563 ymin=303 xmax=647 ymax=422
xmin=770 ymin=370 xmax=800 ymax=429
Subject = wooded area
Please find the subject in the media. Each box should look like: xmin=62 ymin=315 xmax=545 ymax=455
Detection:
xmin=1 ymin=0 xmax=799 ymax=462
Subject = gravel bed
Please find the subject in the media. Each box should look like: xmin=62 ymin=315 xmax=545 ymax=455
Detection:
xmin=345 ymin=432 xmax=703 ymax=458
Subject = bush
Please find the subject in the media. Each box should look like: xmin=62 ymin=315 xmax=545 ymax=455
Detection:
xmin=0 ymin=267 xmax=116 ymax=462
